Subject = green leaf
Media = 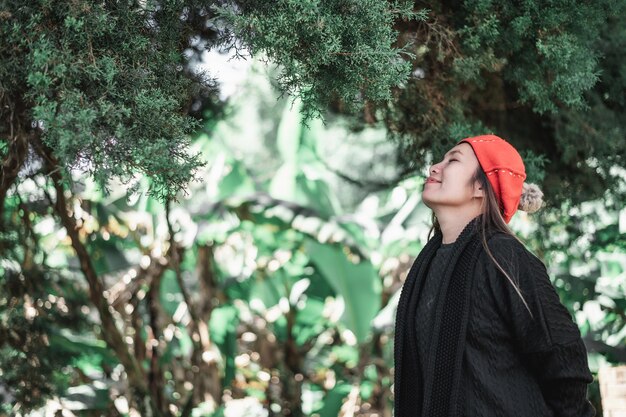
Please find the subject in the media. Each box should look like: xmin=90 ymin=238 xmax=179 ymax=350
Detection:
xmin=268 ymin=162 xmax=298 ymax=201
xmin=296 ymin=172 xmax=339 ymax=218
xmin=160 ymin=270 xmax=183 ymax=316
xmin=306 ymin=239 xmax=381 ymax=343
xmin=61 ymin=384 xmax=110 ymax=410
xmin=249 ymin=271 xmax=284 ymax=310
xmin=360 ymin=380 xmax=374 ymax=400
xmin=294 ymin=297 xmax=326 ymax=346
xmin=275 ymin=99 xmax=303 ymax=163
xmin=209 ymin=304 xmax=239 ymax=387
xmin=315 ymin=382 xmax=352 ymax=417
xmin=218 ymin=159 xmax=256 ymax=201
xmin=332 ymin=345 xmax=359 ymax=368
xmin=49 ymin=329 xmax=114 ymax=362
xmin=87 ymin=234 xmax=131 ymax=275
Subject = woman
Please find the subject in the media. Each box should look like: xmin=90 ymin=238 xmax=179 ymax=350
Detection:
xmin=393 ymin=134 xmax=595 ymax=417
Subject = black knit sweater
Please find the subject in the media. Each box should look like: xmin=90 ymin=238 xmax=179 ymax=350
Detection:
xmin=393 ymin=217 xmax=595 ymax=417
xmin=414 ymin=243 xmax=454 ymax=381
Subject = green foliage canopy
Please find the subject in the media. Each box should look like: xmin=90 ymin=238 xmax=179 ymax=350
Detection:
xmin=380 ymin=0 xmax=625 ymax=204
xmin=0 ymin=0 xmax=215 ymax=199
xmin=2 ymin=0 xmax=623 ymax=205
xmin=218 ymin=0 xmax=426 ymax=118
xmin=1 ymin=0 xmax=423 ymax=201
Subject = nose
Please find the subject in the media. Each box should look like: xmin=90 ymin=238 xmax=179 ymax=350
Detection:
xmin=430 ymin=162 xmax=442 ymax=174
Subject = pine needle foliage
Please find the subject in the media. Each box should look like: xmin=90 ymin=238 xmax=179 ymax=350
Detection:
xmin=1 ymin=0 xmax=209 ymax=200
xmin=1 ymin=0 xmax=424 ymax=199
xmin=379 ymin=0 xmax=623 ymax=204
xmin=216 ymin=0 xmax=427 ymax=119
xmin=455 ymin=0 xmax=606 ymax=114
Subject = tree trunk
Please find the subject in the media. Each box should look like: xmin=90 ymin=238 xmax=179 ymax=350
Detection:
xmin=193 ymin=244 xmax=223 ymax=406
xmin=0 ymin=132 xmax=29 ymax=220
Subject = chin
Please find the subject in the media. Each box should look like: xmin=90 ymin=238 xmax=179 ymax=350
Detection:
xmin=421 ymin=196 xmax=434 ymax=209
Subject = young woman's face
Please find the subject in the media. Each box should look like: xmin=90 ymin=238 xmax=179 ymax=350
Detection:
xmin=422 ymin=143 xmax=483 ymax=209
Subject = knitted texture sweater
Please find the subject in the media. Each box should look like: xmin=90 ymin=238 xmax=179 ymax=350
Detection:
xmin=393 ymin=217 xmax=595 ymax=417
xmin=414 ymin=243 xmax=455 ymax=380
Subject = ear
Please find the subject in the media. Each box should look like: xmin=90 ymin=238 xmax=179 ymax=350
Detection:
xmin=472 ymin=181 xmax=485 ymax=199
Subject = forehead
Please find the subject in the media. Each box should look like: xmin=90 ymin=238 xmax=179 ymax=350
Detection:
xmin=445 ymin=142 xmax=473 ymax=156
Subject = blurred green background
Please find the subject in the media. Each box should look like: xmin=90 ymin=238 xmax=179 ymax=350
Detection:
xmin=1 ymin=1 xmax=625 ymax=416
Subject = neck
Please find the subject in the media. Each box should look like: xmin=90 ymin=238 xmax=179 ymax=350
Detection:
xmin=433 ymin=208 xmax=482 ymax=244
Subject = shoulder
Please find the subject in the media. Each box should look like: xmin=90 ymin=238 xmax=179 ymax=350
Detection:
xmin=478 ymin=232 xmax=548 ymax=287
xmin=482 ymin=232 xmax=541 ymax=267
xmin=485 ymin=232 xmax=529 ymax=255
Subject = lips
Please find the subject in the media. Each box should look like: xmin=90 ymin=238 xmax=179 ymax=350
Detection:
xmin=425 ymin=177 xmax=441 ymax=183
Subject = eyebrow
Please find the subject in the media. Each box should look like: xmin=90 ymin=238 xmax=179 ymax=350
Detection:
xmin=445 ymin=149 xmax=463 ymax=158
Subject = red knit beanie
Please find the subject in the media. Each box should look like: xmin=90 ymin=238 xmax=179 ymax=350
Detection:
xmin=458 ymin=134 xmax=526 ymax=224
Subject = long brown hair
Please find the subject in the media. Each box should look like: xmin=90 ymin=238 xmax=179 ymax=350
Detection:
xmin=428 ymin=167 xmax=534 ymax=317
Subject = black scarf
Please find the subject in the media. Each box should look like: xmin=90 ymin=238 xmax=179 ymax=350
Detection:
xmin=394 ymin=217 xmax=484 ymax=417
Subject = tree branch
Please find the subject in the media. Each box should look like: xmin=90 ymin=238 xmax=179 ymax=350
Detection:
xmin=36 ymin=142 xmax=158 ymax=414
xmin=166 ymin=201 xmax=222 ymax=411
xmin=0 ymin=132 xmax=29 ymax=219
xmin=166 ymin=200 xmax=199 ymax=324
xmin=147 ymin=263 xmax=169 ymax=416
